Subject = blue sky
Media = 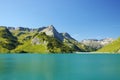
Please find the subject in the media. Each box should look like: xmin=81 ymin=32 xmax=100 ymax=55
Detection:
xmin=0 ymin=0 xmax=120 ymax=40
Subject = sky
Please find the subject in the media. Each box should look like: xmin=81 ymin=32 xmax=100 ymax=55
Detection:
xmin=0 ymin=0 xmax=120 ymax=41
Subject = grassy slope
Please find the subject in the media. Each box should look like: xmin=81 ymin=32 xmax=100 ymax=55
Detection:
xmin=11 ymin=30 xmax=36 ymax=43
xmin=35 ymin=32 xmax=73 ymax=53
xmin=0 ymin=46 xmax=10 ymax=53
xmin=0 ymin=27 xmax=19 ymax=53
xmin=12 ymin=40 xmax=48 ymax=53
xmin=11 ymin=31 xmax=48 ymax=53
xmin=97 ymin=38 xmax=120 ymax=53
xmin=13 ymin=32 xmax=72 ymax=53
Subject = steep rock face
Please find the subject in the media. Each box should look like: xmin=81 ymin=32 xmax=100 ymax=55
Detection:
xmin=0 ymin=26 xmax=19 ymax=52
xmin=81 ymin=38 xmax=114 ymax=51
xmin=39 ymin=25 xmax=63 ymax=41
xmin=60 ymin=33 xmax=76 ymax=41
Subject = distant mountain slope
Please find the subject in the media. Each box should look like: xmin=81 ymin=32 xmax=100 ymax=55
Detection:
xmin=0 ymin=26 xmax=19 ymax=53
xmin=81 ymin=38 xmax=114 ymax=51
xmin=97 ymin=38 xmax=120 ymax=53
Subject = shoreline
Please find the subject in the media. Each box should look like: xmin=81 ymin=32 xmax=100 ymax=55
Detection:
xmin=75 ymin=52 xmax=119 ymax=54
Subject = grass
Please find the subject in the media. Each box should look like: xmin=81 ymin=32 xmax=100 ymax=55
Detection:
xmin=10 ymin=30 xmax=36 ymax=42
xmin=0 ymin=27 xmax=19 ymax=52
xmin=13 ymin=40 xmax=48 ymax=53
xmin=97 ymin=38 xmax=120 ymax=53
xmin=0 ymin=46 xmax=10 ymax=53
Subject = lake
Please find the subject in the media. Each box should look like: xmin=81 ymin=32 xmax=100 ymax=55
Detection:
xmin=0 ymin=53 xmax=120 ymax=80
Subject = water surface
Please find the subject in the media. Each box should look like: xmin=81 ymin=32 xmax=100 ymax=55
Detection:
xmin=0 ymin=53 xmax=120 ymax=80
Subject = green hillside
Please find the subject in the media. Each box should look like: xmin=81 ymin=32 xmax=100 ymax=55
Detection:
xmin=97 ymin=38 xmax=120 ymax=53
xmin=0 ymin=26 xmax=19 ymax=53
xmin=10 ymin=30 xmax=36 ymax=43
xmin=13 ymin=32 xmax=73 ymax=53
xmin=63 ymin=38 xmax=87 ymax=52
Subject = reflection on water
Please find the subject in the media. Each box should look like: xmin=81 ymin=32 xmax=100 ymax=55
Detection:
xmin=0 ymin=54 xmax=120 ymax=80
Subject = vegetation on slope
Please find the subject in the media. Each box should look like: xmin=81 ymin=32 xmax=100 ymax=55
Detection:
xmin=13 ymin=32 xmax=72 ymax=53
xmin=11 ymin=30 xmax=36 ymax=43
xmin=0 ymin=26 xmax=19 ymax=53
xmin=97 ymin=38 xmax=120 ymax=53
xmin=1 ymin=26 xmax=114 ymax=53
xmin=63 ymin=37 xmax=87 ymax=52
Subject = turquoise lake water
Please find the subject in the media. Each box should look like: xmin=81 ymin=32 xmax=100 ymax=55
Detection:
xmin=0 ymin=53 xmax=120 ymax=80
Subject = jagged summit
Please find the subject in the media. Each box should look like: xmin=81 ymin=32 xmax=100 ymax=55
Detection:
xmin=42 ymin=25 xmax=57 ymax=33
xmin=6 ymin=25 xmax=77 ymax=42
xmin=48 ymin=25 xmax=54 ymax=29
xmin=40 ymin=25 xmax=64 ymax=41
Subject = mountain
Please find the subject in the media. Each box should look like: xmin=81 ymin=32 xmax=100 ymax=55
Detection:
xmin=61 ymin=33 xmax=86 ymax=52
xmin=13 ymin=32 xmax=72 ymax=53
xmin=39 ymin=25 xmax=64 ymax=41
xmin=81 ymin=38 xmax=114 ymax=51
xmin=3 ymin=25 xmax=118 ymax=53
xmin=97 ymin=38 xmax=120 ymax=53
xmin=38 ymin=25 xmax=86 ymax=52
xmin=0 ymin=25 xmax=85 ymax=53
xmin=0 ymin=26 xmax=19 ymax=53
xmin=60 ymin=32 xmax=76 ymax=41
xmin=0 ymin=25 xmax=118 ymax=53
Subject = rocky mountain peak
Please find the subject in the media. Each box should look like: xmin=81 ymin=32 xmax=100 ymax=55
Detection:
xmin=40 ymin=25 xmax=57 ymax=36
xmin=40 ymin=25 xmax=63 ymax=41
xmin=46 ymin=25 xmax=57 ymax=32
xmin=48 ymin=25 xmax=54 ymax=28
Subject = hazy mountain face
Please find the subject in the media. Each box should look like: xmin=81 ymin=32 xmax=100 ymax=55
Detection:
xmin=97 ymin=38 xmax=120 ymax=53
xmin=81 ymin=38 xmax=114 ymax=51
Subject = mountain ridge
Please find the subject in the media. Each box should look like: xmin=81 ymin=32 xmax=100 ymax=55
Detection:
xmin=0 ymin=25 xmax=86 ymax=53
xmin=0 ymin=25 xmax=118 ymax=53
